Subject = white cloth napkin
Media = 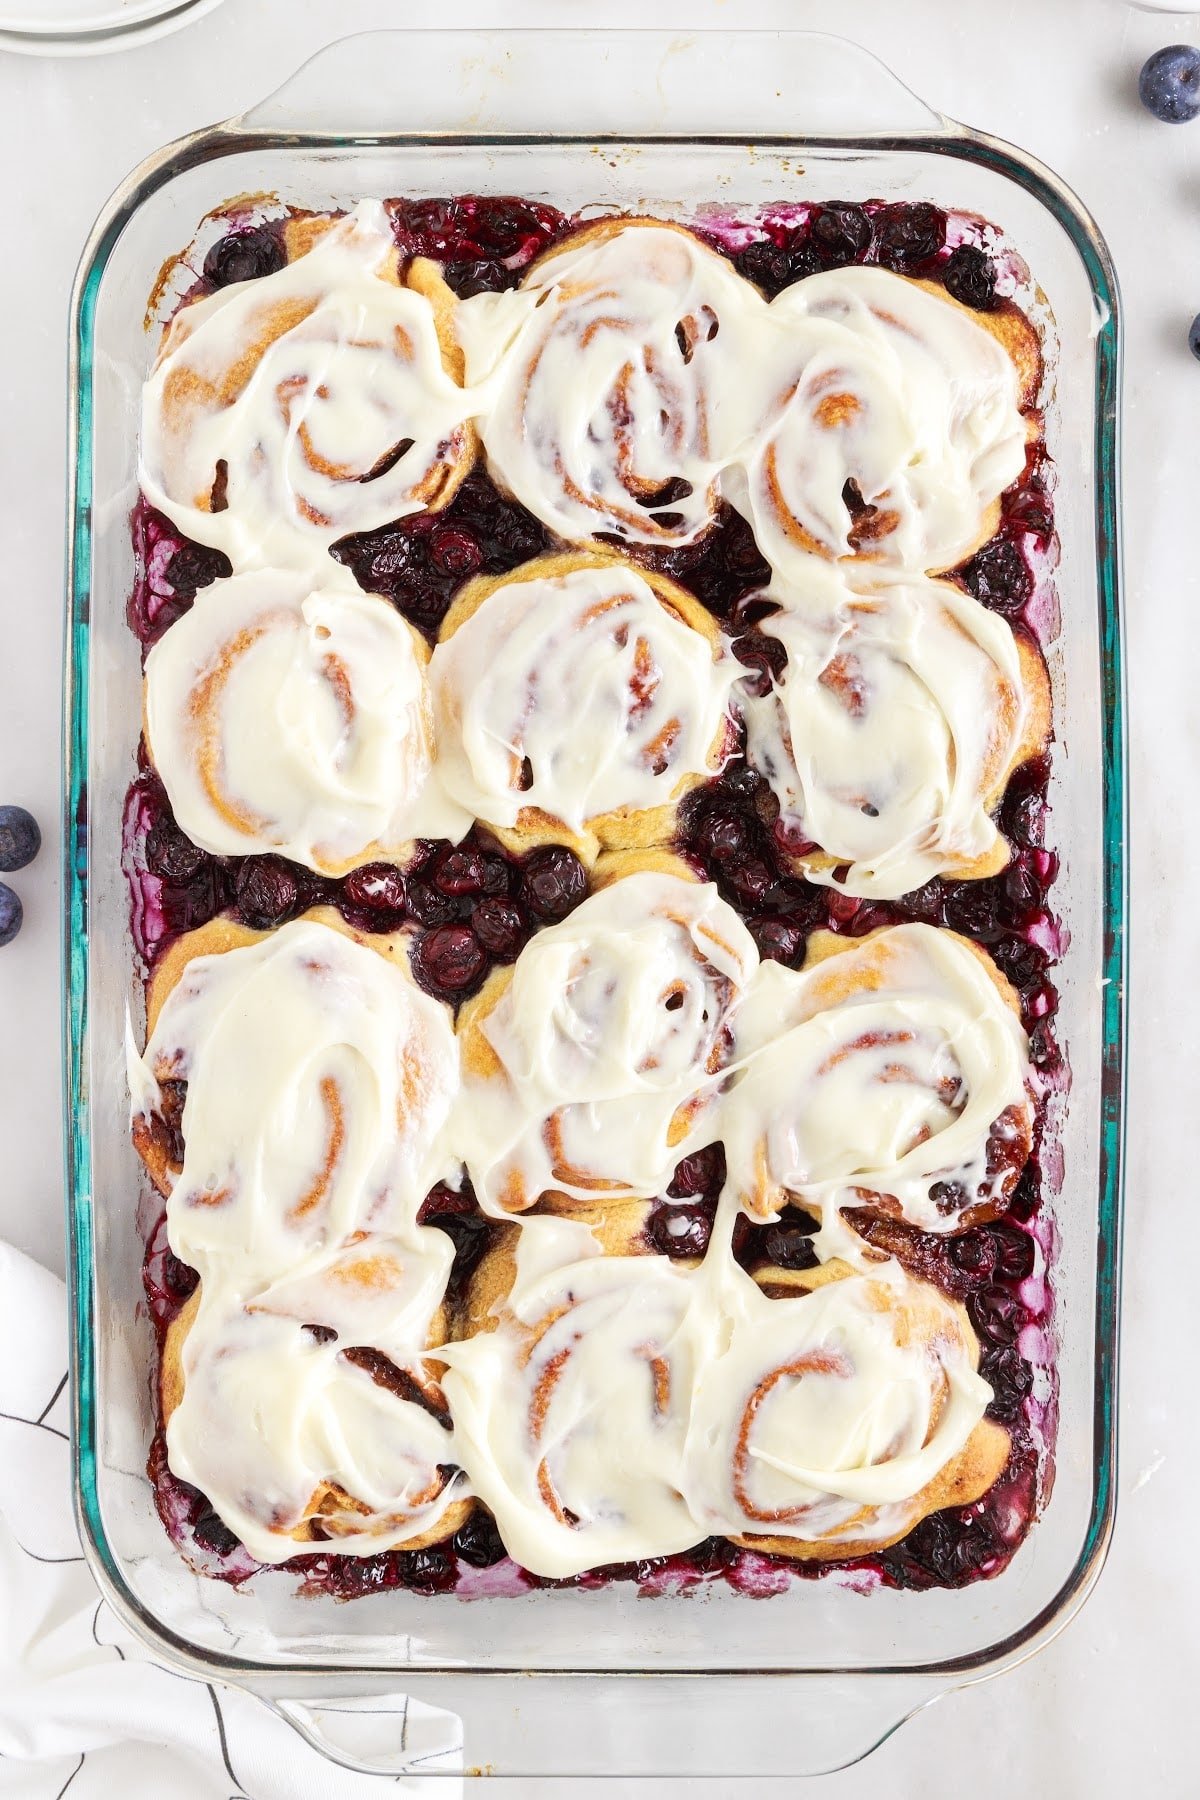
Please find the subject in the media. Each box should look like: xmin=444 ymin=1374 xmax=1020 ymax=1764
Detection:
xmin=0 ymin=1241 xmax=463 ymax=1798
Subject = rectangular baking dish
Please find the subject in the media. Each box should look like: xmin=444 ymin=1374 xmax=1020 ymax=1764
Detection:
xmin=63 ymin=28 xmax=1126 ymax=1780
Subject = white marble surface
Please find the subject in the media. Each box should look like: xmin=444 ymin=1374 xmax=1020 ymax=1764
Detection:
xmin=0 ymin=0 xmax=1186 ymax=1790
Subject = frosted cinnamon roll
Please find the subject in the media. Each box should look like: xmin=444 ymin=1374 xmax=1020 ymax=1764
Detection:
xmin=144 ymin=570 xmax=470 ymax=875
xmin=722 ymin=924 xmax=1033 ymax=1232
xmin=455 ymin=853 xmax=758 ymax=1213
xmin=741 ymin=266 xmax=1040 ymax=576
xmin=140 ymin=201 xmax=477 ymax=572
xmin=682 ymin=1258 xmax=1009 ymax=1559
xmin=161 ymin=1283 xmax=470 ymax=1564
xmin=129 ymin=910 xmax=461 ymax=1276
xmin=442 ymin=1217 xmax=704 ymax=1577
xmin=455 ymin=218 xmax=763 ymax=546
xmin=429 ymin=551 xmax=739 ymax=862
xmin=740 ymin=564 xmax=1051 ymax=898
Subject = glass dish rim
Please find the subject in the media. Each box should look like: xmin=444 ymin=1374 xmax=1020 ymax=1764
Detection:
xmin=62 ymin=34 xmax=1127 ymax=1691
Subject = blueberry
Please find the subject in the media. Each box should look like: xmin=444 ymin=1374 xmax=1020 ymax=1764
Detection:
xmin=0 ymin=883 xmax=22 ymax=947
xmin=648 ymin=1200 xmax=714 ymax=1260
xmin=412 ymin=923 xmax=487 ymax=997
xmin=521 ymin=845 xmax=587 ymax=921
xmin=0 ymin=805 xmax=40 ymax=873
xmin=203 ymin=226 xmax=286 ymax=288
xmin=165 ymin=542 xmax=231 ymax=597
xmin=470 ymin=896 xmax=526 ymax=960
xmin=811 ymin=203 xmax=872 ymax=265
xmin=1138 ymin=45 xmax=1200 ymax=123
xmin=942 ymin=243 xmax=997 ymax=311
xmin=234 ymin=856 xmax=300 ymax=929
xmin=453 ymin=1510 xmax=507 ymax=1569
xmin=1190 ymin=313 xmax=1200 ymax=360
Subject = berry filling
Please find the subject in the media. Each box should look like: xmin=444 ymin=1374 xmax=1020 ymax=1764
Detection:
xmin=131 ymin=194 xmax=1060 ymax=1600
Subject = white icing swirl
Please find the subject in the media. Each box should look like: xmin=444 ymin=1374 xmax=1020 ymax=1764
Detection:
xmin=166 ymin=1301 xmax=464 ymax=1564
xmin=144 ymin=570 xmax=471 ymax=873
xmin=682 ymin=1262 xmax=991 ymax=1547
xmin=140 ymin=201 xmax=476 ymax=572
xmin=741 ymin=565 xmax=1030 ymax=898
xmin=722 ymin=925 xmax=1032 ymax=1230
xmin=136 ymin=917 xmax=460 ymax=1283
xmin=428 ymin=560 xmax=738 ymax=841
xmin=742 ymin=266 xmax=1029 ymax=575
xmin=133 ymin=916 xmax=469 ymax=1563
xmin=456 ymin=222 xmax=763 ymax=546
xmin=460 ymin=872 xmax=758 ymax=1212
xmin=442 ymin=1235 xmax=704 ymax=1578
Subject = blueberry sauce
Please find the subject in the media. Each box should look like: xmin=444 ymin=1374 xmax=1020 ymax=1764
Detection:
xmin=122 ymin=771 xmax=572 ymax=1005
xmin=330 ymin=470 xmax=553 ymax=642
xmin=389 ymin=194 xmax=570 ymax=297
xmin=131 ymin=196 xmax=1061 ymax=1600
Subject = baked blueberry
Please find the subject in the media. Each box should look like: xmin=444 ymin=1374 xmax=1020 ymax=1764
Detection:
xmin=203 ymin=226 xmax=286 ymax=287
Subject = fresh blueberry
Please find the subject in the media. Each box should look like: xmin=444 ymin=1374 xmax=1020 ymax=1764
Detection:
xmin=0 ymin=805 xmax=40 ymax=873
xmin=1190 ymin=313 xmax=1200 ymax=360
xmin=0 ymin=883 xmax=22 ymax=947
xmin=1138 ymin=45 xmax=1200 ymax=123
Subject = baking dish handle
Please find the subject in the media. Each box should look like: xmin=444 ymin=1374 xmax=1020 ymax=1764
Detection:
xmin=265 ymin=1692 xmax=464 ymax=1780
xmin=234 ymin=29 xmax=952 ymax=141
xmin=262 ymin=1673 xmax=949 ymax=1779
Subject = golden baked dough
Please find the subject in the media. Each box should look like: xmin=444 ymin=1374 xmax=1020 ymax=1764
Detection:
xmin=771 ymin=617 xmax=1053 ymax=889
xmin=729 ymin=926 xmax=1034 ymax=1232
xmin=160 ymin=1286 xmax=472 ymax=1555
xmin=132 ymin=906 xmax=414 ymax=1198
xmin=727 ymin=1259 xmax=1011 ymax=1561
xmin=434 ymin=550 xmax=735 ymax=866
xmin=454 ymin=851 xmax=735 ymax=1213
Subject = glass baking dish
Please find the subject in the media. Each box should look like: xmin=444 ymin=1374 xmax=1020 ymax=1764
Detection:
xmin=62 ymin=28 xmax=1126 ymax=1780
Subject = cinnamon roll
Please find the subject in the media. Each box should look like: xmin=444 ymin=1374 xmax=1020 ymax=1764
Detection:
xmin=721 ymin=923 xmax=1034 ymax=1232
xmin=129 ymin=909 xmax=461 ymax=1262
xmin=144 ymin=569 xmax=470 ymax=875
xmin=455 ymin=217 xmax=763 ymax=547
xmin=161 ymin=1279 xmax=471 ymax=1564
xmin=740 ymin=266 xmax=1040 ymax=577
xmin=740 ymin=563 xmax=1051 ymax=897
xmin=140 ymin=201 xmax=477 ymax=572
xmin=442 ymin=1215 xmax=704 ymax=1578
xmin=682 ymin=1258 xmax=1009 ymax=1559
xmin=454 ymin=853 xmax=758 ymax=1214
xmin=429 ymin=550 xmax=740 ymax=862
xmin=137 ymin=908 xmax=473 ymax=1563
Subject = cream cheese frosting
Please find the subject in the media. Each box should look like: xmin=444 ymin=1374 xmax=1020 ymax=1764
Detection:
xmin=134 ymin=917 xmax=469 ymax=1563
xmin=740 ymin=564 xmax=1030 ymax=898
xmin=454 ymin=221 xmax=764 ymax=546
xmin=144 ymin=569 xmax=471 ymax=873
xmin=741 ymin=266 xmax=1029 ymax=575
xmin=140 ymin=201 xmax=476 ymax=572
xmin=720 ymin=925 xmax=1032 ymax=1231
xmin=133 ymin=917 xmax=461 ymax=1280
xmin=441 ymin=1230 xmax=705 ymax=1578
xmin=458 ymin=871 xmax=759 ymax=1212
xmin=681 ymin=1260 xmax=991 ymax=1547
xmin=428 ymin=560 xmax=739 ymax=840
xmin=442 ymin=1227 xmax=992 ymax=1573
xmin=166 ymin=1299 xmax=465 ymax=1564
